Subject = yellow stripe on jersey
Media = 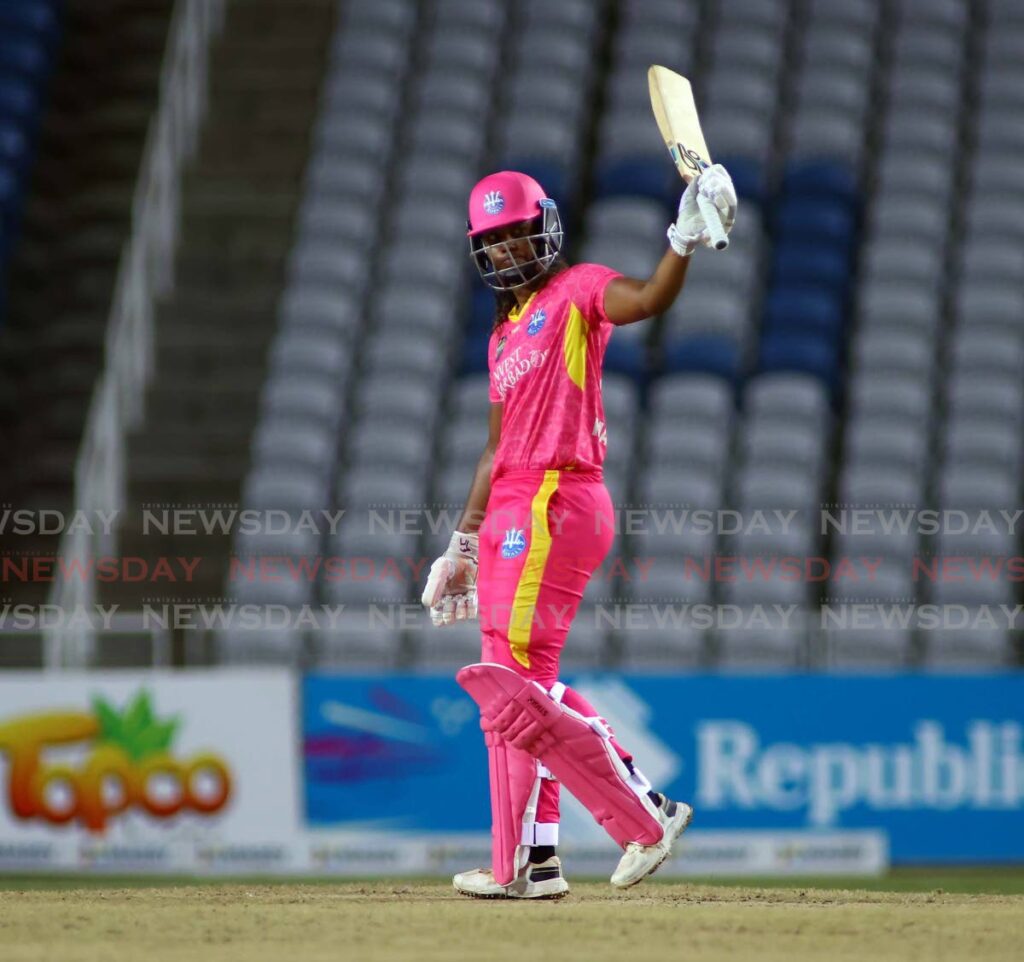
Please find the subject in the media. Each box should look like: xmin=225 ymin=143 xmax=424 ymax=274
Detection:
xmin=508 ymin=290 xmax=538 ymax=324
xmin=508 ymin=469 xmax=561 ymax=668
xmin=563 ymin=304 xmax=587 ymax=391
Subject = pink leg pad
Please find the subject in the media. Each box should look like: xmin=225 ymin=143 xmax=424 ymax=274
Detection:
xmin=483 ymin=723 xmax=540 ymax=886
xmin=459 ymin=663 xmax=662 ymax=849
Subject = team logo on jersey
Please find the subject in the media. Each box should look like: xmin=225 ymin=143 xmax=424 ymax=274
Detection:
xmin=483 ymin=190 xmax=505 ymax=215
xmin=592 ymin=417 xmax=608 ymax=446
xmin=501 ymin=528 xmax=527 ymax=559
xmin=527 ymin=309 xmax=547 ymax=336
xmin=495 ymin=335 xmax=507 ymax=360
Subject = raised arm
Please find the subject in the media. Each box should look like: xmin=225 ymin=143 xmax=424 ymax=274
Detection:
xmin=603 ymin=164 xmax=737 ymax=327
xmin=603 ymin=248 xmax=692 ymax=326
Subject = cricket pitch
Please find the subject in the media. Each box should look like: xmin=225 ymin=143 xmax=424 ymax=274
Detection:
xmin=2 ymin=877 xmax=1023 ymax=962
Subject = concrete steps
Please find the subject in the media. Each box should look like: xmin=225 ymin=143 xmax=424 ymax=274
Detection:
xmin=98 ymin=0 xmax=338 ymax=623
xmin=0 ymin=0 xmax=177 ymax=610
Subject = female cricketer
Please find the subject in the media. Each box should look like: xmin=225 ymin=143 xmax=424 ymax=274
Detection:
xmin=421 ymin=167 xmax=736 ymax=898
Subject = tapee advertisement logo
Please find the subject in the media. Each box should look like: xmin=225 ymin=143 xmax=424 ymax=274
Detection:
xmin=0 ymin=691 xmax=232 ymax=832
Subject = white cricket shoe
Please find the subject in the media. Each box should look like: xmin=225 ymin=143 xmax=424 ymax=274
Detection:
xmin=453 ymin=856 xmax=569 ymax=900
xmin=610 ymin=795 xmax=694 ymax=889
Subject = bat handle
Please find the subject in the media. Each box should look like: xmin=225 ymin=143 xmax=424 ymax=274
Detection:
xmin=696 ymin=192 xmax=729 ymax=251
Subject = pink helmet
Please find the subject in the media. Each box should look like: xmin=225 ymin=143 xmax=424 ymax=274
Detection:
xmin=466 ymin=171 xmax=563 ymax=290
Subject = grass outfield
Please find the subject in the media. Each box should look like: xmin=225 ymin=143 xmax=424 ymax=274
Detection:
xmin=0 ymin=872 xmax=1021 ymax=962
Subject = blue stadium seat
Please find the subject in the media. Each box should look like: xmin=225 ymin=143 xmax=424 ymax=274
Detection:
xmin=0 ymin=164 xmax=19 ymax=208
xmin=762 ymin=286 xmax=845 ymax=340
xmin=0 ymin=38 xmax=51 ymax=87
xmin=716 ymin=155 xmax=768 ymax=206
xmin=603 ymin=335 xmax=646 ymax=380
xmin=0 ymin=77 xmax=39 ymax=125
xmin=757 ymin=333 xmax=839 ymax=388
xmin=461 ymin=331 xmax=490 ymax=375
xmin=771 ymin=244 xmax=851 ymax=292
xmin=468 ymin=284 xmax=494 ymax=334
xmin=664 ymin=334 xmax=741 ymax=382
xmin=593 ymin=156 xmax=675 ymax=207
xmin=781 ymin=160 xmax=859 ymax=207
xmin=775 ymin=197 xmax=856 ymax=249
xmin=0 ymin=3 xmax=61 ymax=41
xmin=0 ymin=123 xmax=29 ymax=172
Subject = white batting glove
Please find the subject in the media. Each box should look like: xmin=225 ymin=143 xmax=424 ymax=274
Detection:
xmin=667 ymin=164 xmax=737 ymax=256
xmin=697 ymin=163 xmax=737 ymax=235
xmin=421 ymin=531 xmax=478 ymax=627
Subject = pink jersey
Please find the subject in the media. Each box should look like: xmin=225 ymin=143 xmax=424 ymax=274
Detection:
xmin=487 ymin=263 xmax=621 ymax=480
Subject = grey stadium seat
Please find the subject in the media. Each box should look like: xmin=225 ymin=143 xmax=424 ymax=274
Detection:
xmin=832 ymin=531 xmax=918 ymax=569
xmin=716 ymin=609 xmax=808 ymax=669
xmin=734 ymin=468 xmax=820 ymax=511
xmin=312 ymin=607 xmax=404 ymax=668
xmin=741 ymin=422 xmax=825 ymax=474
xmin=646 ymin=421 xmax=730 ymax=475
xmin=944 ymin=421 xmax=1021 ymax=473
xmin=743 ymin=374 xmax=829 ymax=431
xmin=278 ymin=286 xmax=359 ymax=337
xmin=844 ymin=419 xmax=929 ymax=474
xmin=857 ymin=284 xmax=941 ymax=334
xmin=409 ymin=617 xmax=483 ymax=668
xmin=826 ymin=560 xmax=914 ymax=605
xmin=848 ymin=376 xmax=931 ymax=425
xmin=268 ymin=332 xmax=350 ymax=380
xmin=720 ymin=570 xmax=812 ymax=608
xmin=853 ymin=330 xmax=934 ymax=379
xmin=948 ymin=329 xmax=1024 ymax=378
xmin=629 ymin=562 xmax=712 ymax=606
xmin=631 ymin=522 xmax=717 ymax=563
xmin=217 ymin=624 xmax=307 ymax=666
xmin=617 ymin=621 xmax=706 ymax=669
xmin=251 ymin=422 xmax=337 ymax=475
xmin=955 ymin=285 xmax=1024 ymax=331
xmin=650 ymin=374 xmax=734 ymax=428
xmin=339 ymin=470 xmax=425 ymax=509
xmin=233 ymin=528 xmax=321 ymax=560
xmin=825 ymin=609 xmax=913 ymax=669
xmin=243 ymin=468 xmax=329 ymax=512
xmin=230 ymin=573 xmax=314 ymax=608
xmin=346 ymin=420 xmax=433 ymax=471
xmin=638 ymin=469 xmax=722 ymax=510
xmin=946 ymin=375 xmax=1023 ymax=425
xmin=938 ymin=467 xmax=1018 ymax=510
xmin=922 ymin=623 xmax=1012 ymax=669
xmin=838 ymin=465 xmax=924 ymax=507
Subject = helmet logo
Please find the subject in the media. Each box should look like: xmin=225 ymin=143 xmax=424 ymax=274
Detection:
xmin=483 ymin=190 xmax=505 ymax=215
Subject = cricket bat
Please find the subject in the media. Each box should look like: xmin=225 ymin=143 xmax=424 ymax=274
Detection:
xmin=648 ymin=64 xmax=730 ymax=251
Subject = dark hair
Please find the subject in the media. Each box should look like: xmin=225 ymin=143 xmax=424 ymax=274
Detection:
xmin=491 ymin=256 xmax=569 ymax=332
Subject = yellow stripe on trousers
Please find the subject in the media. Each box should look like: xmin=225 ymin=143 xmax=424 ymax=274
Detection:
xmin=508 ymin=469 xmax=561 ymax=668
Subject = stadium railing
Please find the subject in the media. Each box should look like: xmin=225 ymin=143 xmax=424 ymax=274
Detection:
xmin=43 ymin=0 xmax=226 ymax=669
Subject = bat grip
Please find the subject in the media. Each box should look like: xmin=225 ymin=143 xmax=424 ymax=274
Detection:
xmin=696 ymin=192 xmax=729 ymax=251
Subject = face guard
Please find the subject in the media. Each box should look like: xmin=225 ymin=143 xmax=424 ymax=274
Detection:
xmin=466 ymin=170 xmax=564 ymax=291
xmin=468 ymin=202 xmax=563 ymax=291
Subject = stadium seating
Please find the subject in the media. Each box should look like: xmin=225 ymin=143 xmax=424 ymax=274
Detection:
xmin=3 ymin=0 xmax=1020 ymax=672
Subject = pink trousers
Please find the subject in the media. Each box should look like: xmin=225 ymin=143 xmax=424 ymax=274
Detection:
xmin=476 ymin=468 xmax=634 ymax=833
